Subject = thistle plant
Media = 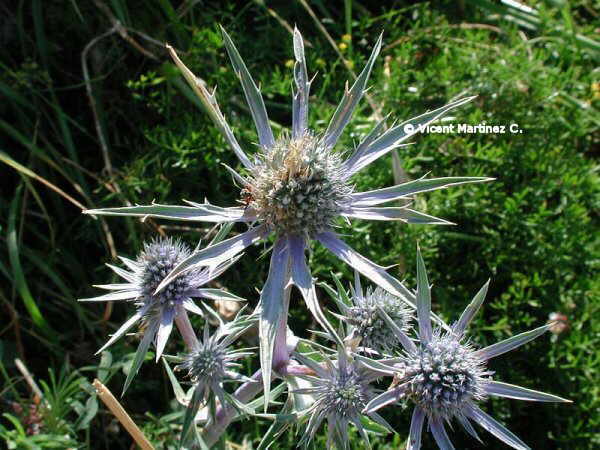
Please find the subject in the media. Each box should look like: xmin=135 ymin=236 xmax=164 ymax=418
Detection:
xmin=80 ymin=237 xmax=243 ymax=393
xmin=83 ymin=26 xmax=491 ymax=400
xmin=76 ymin=27 xmax=571 ymax=449
xmin=362 ymin=248 xmax=571 ymax=449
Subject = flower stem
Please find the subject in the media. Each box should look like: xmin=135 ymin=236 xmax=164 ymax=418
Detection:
xmin=202 ymin=369 xmax=264 ymax=446
xmin=203 ymin=277 xmax=296 ymax=445
xmin=280 ymin=363 xmax=315 ymax=377
xmin=175 ymin=305 xmax=198 ymax=350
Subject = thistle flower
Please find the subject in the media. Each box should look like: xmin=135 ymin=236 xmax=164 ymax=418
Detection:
xmin=83 ymin=27 xmax=491 ymax=399
xmin=330 ymin=272 xmax=412 ymax=354
xmin=363 ymin=248 xmax=571 ymax=450
xmin=177 ymin=314 xmax=256 ymax=442
xmin=80 ymin=237 xmax=242 ymax=393
xmin=293 ymin=346 xmax=393 ymax=449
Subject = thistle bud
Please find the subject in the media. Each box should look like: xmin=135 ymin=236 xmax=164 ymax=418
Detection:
xmin=347 ymin=286 xmax=412 ymax=354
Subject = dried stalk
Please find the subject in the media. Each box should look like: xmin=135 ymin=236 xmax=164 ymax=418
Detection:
xmin=298 ymin=0 xmax=384 ymax=121
xmin=92 ymin=379 xmax=154 ymax=450
xmin=14 ymin=358 xmax=43 ymax=400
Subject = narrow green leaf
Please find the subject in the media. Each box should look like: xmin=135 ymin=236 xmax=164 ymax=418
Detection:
xmin=180 ymin=384 xmax=204 ymax=448
xmin=162 ymin=358 xmax=188 ymax=406
xmin=7 ymin=185 xmax=56 ymax=339
xmin=122 ymin=327 xmax=154 ymax=396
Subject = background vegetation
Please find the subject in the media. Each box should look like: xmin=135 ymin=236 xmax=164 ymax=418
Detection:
xmin=1 ymin=0 xmax=598 ymax=448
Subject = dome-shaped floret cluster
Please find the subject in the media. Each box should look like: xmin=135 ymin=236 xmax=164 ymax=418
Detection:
xmin=176 ymin=318 xmax=256 ymax=434
xmin=348 ymin=287 xmax=412 ymax=354
xmin=317 ymin=364 xmax=370 ymax=418
xmin=295 ymin=349 xmax=381 ymax=449
xmin=404 ymin=332 xmax=487 ymax=420
xmin=247 ymin=133 xmax=352 ymax=236
xmin=179 ymin=341 xmax=227 ymax=385
xmin=138 ymin=238 xmax=194 ymax=312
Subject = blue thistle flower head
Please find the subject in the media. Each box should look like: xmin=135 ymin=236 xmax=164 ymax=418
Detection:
xmin=403 ymin=330 xmax=488 ymax=421
xmin=181 ymin=339 xmax=227 ymax=384
xmin=176 ymin=313 xmax=256 ymax=439
xmin=363 ymin=247 xmax=571 ymax=450
xmin=137 ymin=237 xmax=196 ymax=316
xmin=294 ymin=346 xmax=392 ymax=450
xmin=80 ymin=237 xmax=243 ymax=394
xmin=248 ymin=132 xmax=354 ymax=237
xmin=336 ymin=272 xmax=412 ymax=355
xmin=179 ymin=316 xmax=253 ymax=390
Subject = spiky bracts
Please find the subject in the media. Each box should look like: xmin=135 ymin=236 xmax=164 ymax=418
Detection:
xmin=177 ymin=315 xmax=256 ymax=442
xmin=247 ymin=133 xmax=353 ymax=237
xmin=294 ymin=348 xmax=391 ymax=450
xmin=80 ymin=237 xmax=243 ymax=394
xmin=363 ymin=248 xmax=571 ymax=450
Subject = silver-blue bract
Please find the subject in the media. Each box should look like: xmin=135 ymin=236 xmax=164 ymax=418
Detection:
xmin=293 ymin=346 xmax=393 ymax=450
xmin=176 ymin=314 xmax=256 ymax=443
xmin=363 ymin=247 xmax=571 ymax=450
xmin=83 ymin=27 xmax=491 ymax=402
xmin=80 ymin=237 xmax=242 ymax=394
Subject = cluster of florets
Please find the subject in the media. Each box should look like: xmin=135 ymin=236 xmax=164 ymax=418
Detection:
xmin=403 ymin=331 xmax=488 ymax=419
xmin=247 ymin=133 xmax=352 ymax=236
xmin=347 ymin=287 xmax=412 ymax=354
xmin=317 ymin=364 xmax=371 ymax=419
xmin=295 ymin=350 xmax=379 ymax=449
xmin=137 ymin=238 xmax=195 ymax=314
xmin=179 ymin=339 xmax=227 ymax=385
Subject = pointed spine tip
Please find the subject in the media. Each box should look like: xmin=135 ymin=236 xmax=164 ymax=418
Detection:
xmin=219 ymin=24 xmax=231 ymax=42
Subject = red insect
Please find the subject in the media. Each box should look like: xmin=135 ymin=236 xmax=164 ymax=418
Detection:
xmin=240 ymin=185 xmax=255 ymax=210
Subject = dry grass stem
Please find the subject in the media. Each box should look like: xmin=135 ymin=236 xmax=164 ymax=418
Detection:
xmin=92 ymin=379 xmax=154 ymax=450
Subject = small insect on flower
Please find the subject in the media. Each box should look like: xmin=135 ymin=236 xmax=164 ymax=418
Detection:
xmin=79 ymin=237 xmax=244 ymax=394
xmin=362 ymin=247 xmax=571 ymax=450
xmin=239 ymin=184 xmax=256 ymax=211
xmin=293 ymin=345 xmax=394 ymax=450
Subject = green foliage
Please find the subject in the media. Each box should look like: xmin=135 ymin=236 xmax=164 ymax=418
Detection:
xmin=0 ymin=359 xmax=94 ymax=449
xmin=1 ymin=0 xmax=597 ymax=448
